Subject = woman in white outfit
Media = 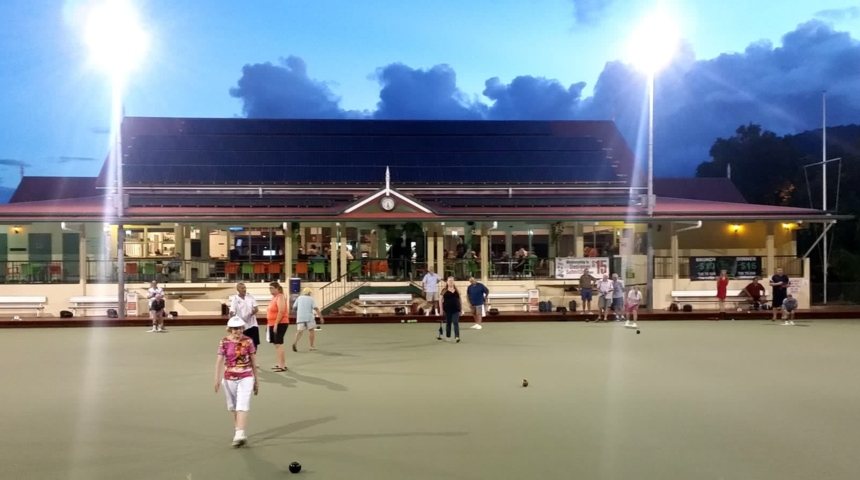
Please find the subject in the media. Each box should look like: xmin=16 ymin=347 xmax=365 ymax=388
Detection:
xmin=214 ymin=316 xmax=258 ymax=447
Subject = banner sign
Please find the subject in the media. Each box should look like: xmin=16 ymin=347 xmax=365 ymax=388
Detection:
xmin=554 ymin=257 xmax=610 ymax=279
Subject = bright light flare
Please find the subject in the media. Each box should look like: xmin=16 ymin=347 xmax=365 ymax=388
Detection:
xmin=628 ymin=11 xmax=679 ymax=74
xmin=84 ymin=0 xmax=148 ymax=79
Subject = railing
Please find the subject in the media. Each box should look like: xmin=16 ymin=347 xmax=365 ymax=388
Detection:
xmin=319 ymin=273 xmax=368 ymax=311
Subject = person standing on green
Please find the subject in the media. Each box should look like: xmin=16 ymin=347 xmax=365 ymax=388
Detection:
xmin=579 ymin=268 xmax=595 ymax=314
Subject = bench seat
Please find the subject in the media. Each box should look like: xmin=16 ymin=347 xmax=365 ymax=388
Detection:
xmin=0 ymin=296 xmax=47 ymax=317
xmin=358 ymin=294 xmax=413 ymax=314
xmin=487 ymin=291 xmax=529 ymax=312
xmin=69 ymin=296 xmax=120 ymax=316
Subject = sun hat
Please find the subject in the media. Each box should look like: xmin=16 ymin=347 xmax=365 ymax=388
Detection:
xmin=226 ymin=316 xmax=245 ymax=328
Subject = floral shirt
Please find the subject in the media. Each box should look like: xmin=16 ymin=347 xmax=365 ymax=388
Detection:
xmin=217 ymin=335 xmax=256 ymax=380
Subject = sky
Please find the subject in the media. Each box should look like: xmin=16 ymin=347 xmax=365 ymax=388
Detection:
xmin=0 ymin=0 xmax=858 ymax=189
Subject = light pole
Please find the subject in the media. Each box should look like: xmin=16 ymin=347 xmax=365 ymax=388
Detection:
xmin=85 ymin=0 xmax=148 ymax=318
xmin=629 ymin=12 xmax=678 ymax=311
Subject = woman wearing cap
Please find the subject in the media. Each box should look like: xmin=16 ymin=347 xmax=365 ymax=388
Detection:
xmin=214 ymin=316 xmax=258 ymax=447
xmin=266 ymin=281 xmax=289 ymax=372
xmin=292 ymin=287 xmax=324 ymax=352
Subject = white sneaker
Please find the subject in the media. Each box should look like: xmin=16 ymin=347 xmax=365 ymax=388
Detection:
xmin=232 ymin=430 xmax=246 ymax=447
xmin=470 ymin=324 xmax=482 ymax=330
xmin=782 ymin=321 xmax=791 ymax=326
xmin=789 ymin=320 xmax=795 ymax=326
xmin=146 ymin=327 xmax=157 ymax=333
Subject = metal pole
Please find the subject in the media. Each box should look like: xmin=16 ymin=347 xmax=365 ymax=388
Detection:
xmin=645 ymin=72 xmax=655 ymax=310
xmin=822 ymin=91 xmax=827 ymax=305
xmin=114 ymin=82 xmax=126 ymax=318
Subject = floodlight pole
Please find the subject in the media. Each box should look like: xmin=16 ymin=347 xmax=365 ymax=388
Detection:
xmin=115 ymin=82 xmax=126 ymax=318
xmin=822 ymin=91 xmax=828 ymax=305
xmin=645 ymin=71 xmax=655 ymax=311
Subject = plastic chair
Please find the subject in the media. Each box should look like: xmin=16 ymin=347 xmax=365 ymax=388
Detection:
xmin=267 ymin=262 xmax=282 ymax=281
xmin=241 ymin=263 xmax=254 ymax=280
xmin=48 ymin=263 xmax=62 ymax=282
xmin=294 ymin=261 xmax=308 ymax=279
xmin=125 ymin=262 xmax=139 ymax=282
xmin=225 ymin=262 xmax=239 ymax=280
xmin=310 ymin=259 xmax=327 ymax=281
xmin=253 ymin=262 xmax=267 ymax=281
xmin=141 ymin=262 xmax=157 ymax=281
xmin=523 ymin=256 xmax=538 ymax=277
xmin=348 ymin=260 xmax=362 ymax=280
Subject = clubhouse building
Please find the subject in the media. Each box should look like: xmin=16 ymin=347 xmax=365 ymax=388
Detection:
xmin=0 ymin=117 xmax=838 ymax=317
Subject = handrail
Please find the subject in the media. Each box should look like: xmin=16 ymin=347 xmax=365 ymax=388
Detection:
xmin=320 ymin=273 xmax=367 ymax=310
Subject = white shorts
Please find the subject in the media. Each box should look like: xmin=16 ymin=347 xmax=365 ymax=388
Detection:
xmin=296 ymin=320 xmax=317 ymax=331
xmin=222 ymin=376 xmax=254 ymax=412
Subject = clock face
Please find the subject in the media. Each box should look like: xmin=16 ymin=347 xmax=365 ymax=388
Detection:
xmin=380 ymin=197 xmax=396 ymax=211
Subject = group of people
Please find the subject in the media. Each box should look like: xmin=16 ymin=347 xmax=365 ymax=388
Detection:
xmin=719 ymin=267 xmax=797 ymax=324
xmin=577 ymin=269 xmax=641 ymax=327
xmin=422 ymin=268 xmax=489 ymax=342
xmin=214 ymin=281 xmax=324 ymax=447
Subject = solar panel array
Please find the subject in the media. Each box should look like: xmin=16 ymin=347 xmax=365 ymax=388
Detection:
xmin=120 ymin=117 xmax=634 ymax=186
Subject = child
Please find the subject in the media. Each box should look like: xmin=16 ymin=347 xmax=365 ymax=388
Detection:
xmin=781 ymin=293 xmax=798 ymax=325
xmin=625 ymin=286 xmax=642 ymax=328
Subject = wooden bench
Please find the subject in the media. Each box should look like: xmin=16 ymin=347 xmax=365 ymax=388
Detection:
xmin=670 ymin=290 xmax=746 ymax=309
xmin=358 ymin=293 xmax=413 ymax=315
xmin=487 ymin=292 xmax=530 ymax=312
xmin=0 ymin=296 xmax=47 ymax=317
xmin=69 ymin=296 xmax=120 ymax=316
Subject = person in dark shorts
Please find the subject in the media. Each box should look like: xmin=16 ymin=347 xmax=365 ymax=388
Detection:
xmin=438 ymin=276 xmax=462 ymax=343
xmin=266 ymin=282 xmax=289 ymax=371
xmin=148 ymin=293 xmax=167 ymax=332
xmin=579 ymin=268 xmax=595 ymax=314
xmin=769 ymin=267 xmax=789 ymax=321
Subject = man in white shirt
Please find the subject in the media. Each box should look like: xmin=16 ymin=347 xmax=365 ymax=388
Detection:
xmin=596 ymin=274 xmax=613 ymax=321
xmin=422 ymin=267 xmax=440 ymax=315
xmin=229 ymin=282 xmax=260 ymax=347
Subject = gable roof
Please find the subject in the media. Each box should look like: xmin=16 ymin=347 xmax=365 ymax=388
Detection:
xmin=109 ymin=117 xmax=636 ymax=188
xmin=9 ymin=177 xmax=98 ymax=203
xmin=655 ymin=177 xmax=747 ymax=203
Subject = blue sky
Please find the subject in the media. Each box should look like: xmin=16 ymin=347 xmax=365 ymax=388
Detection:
xmin=1 ymin=0 xmax=859 ymax=189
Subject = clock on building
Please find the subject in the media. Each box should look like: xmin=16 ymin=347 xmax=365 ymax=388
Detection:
xmin=380 ymin=196 xmax=396 ymax=211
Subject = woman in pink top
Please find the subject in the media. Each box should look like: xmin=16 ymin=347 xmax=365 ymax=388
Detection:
xmin=214 ymin=316 xmax=258 ymax=447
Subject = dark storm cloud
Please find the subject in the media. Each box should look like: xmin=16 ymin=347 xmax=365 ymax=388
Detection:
xmin=0 ymin=158 xmax=30 ymax=168
xmin=373 ymin=63 xmax=482 ymax=120
xmin=570 ymin=0 xmax=611 ymax=25
xmin=815 ymin=6 xmax=860 ymax=21
xmin=230 ymin=56 xmax=347 ymax=119
xmin=483 ymin=76 xmax=586 ymax=120
xmin=231 ymin=21 xmax=857 ymax=176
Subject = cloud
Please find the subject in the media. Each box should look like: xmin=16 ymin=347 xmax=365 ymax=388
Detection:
xmin=57 ymin=156 xmax=97 ymax=164
xmin=230 ymin=56 xmax=348 ymax=119
xmin=815 ymin=6 xmax=860 ymax=21
xmin=483 ymin=76 xmax=586 ymax=120
xmin=231 ymin=21 xmax=859 ymax=176
xmin=373 ymin=63 xmax=482 ymax=120
xmin=0 ymin=158 xmax=30 ymax=168
xmin=570 ymin=0 xmax=612 ymax=25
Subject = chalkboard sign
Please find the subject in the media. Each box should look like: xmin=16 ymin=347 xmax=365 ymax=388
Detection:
xmin=689 ymin=256 xmax=761 ymax=280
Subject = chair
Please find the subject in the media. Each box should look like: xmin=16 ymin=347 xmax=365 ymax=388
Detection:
xmin=253 ymin=262 xmax=267 ymax=281
xmin=310 ymin=259 xmax=327 ymax=281
xmin=523 ymin=256 xmax=538 ymax=277
xmin=125 ymin=262 xmax=139 ymax=282
xmin=141 ymin=262 xmax=157 ymax=281
xmin=294 ymin=261 xmax=308 ymax=279
xmin=48 ymin=263 xmax=62 ymax=282
xmin=241 ymin=263 xmax=254 ymax=280
xmin=267 ymin=262 xmax=282 ymax=281
xmin=225 ymin=262 xmax=239 ymax=281
xmin=348 ymin=260 xmax=362 ymax=280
